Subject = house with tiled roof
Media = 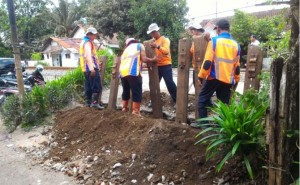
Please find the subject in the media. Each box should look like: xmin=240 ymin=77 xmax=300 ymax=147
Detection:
xmin=41 ymin=37 xmax=82 ymax=67
xmin=41 ymin=25 xmax=120 ymax=67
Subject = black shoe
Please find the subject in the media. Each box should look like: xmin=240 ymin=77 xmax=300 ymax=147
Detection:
xmin=90 ymin=103 xmax=104 ymax=110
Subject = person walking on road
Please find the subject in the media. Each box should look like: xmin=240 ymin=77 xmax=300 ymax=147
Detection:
xmin=147 ymin=23 xmax=177 ymax=104
xmin=119 ymin=38 xmax=156 ymax=116
xmin=79 ymin=27 xmax=104 ymax=110
xmin=191 ymin=19 xmax=241 ymax=128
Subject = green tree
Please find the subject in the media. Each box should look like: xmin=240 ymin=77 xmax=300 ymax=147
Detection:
xmin=129 ymin=0 xmax=189 ymax=66
xmin=88 ymin=0 xmax=135 ymax=38
xmin=46 ymin=0 xmax=82 ymax=37
xmin=231 ymin=9 xmax=287 ymax=49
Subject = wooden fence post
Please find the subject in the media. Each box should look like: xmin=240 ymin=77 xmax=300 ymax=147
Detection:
xmin=243 ymin=45 xmax=264 ymax=93
xmin=193 ymin=36 xmax=208 ymax=119
xmin=143 ymin=40 xmax=163 ymax=118
xmin=176 ymin=38 xmax=191 ymax=124
xmin=107 ymin=57 xmax=121 ymax=110
xmin=99 ymin=55 xmax=107 ymax=103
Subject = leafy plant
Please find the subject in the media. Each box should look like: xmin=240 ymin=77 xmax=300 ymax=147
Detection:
xmin=0 ymin=67 xmax=85 ymax=131
xmin=0 ymin=95 xmax=22 ymax=133
xmin=195 ymin=90 xmax=269 ymax=179
xmin=35 ymin=60 xmax=49 ymax=66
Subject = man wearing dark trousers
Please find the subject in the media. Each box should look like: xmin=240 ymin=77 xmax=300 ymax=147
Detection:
xmin=79 ymin=27 xmax=104 ymax=110
xmin=190 ymin=19 xmax=240 ymax=128
xmin=147 ymin=23 xmax=177 ymax=104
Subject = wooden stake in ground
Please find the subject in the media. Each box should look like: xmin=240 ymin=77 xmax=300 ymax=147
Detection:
xmin=107 ymin=57 xmax=121 ymax=110
xmin=176 ymin=38 xmax=191 ymax=124
xmin=143 ymin=40 xmax=163 ymax=118
xmin=243 ymin=45 xmax=263 ymax=93
xmin=99 ymin=56 xmax=107 ymax=104
xmin=193 ymin=36 xmax=208 ymax=119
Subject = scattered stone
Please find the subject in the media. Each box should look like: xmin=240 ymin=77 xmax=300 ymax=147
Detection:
xmin=112 ymin=163 xmax=122 ymax=169
xmin=111 ymin=171 xmax=119 ymax=177
xmin=218 ymin=178 xmax=225 ymax=185
xmin=6 ymin=144 xmax=14 ymax=148
xmin=161 ymin=175 xmax=166 ymax=183
xmin=93 ymin=156 xmax=99 ymax=161
xmin=131 ymin=179 xmax=137 ymax=184
xmin=84 ymin=174 xmax=93 ymax=180
xmin=86 ymin=156 xmax=93 ymax=163
xmin=73 ymin=167 xmax=78 ymax=177
xmin=199 ymin=173 xmax=209 ymax=180
xmin=85 ymin=179 xmax=94 ymax=185
xmin=131 ymin=153 xmax=137 ymax=160
xmin=105 ymin=150 xmax=111 ymax=153
xmin=147 ymin=173 xmax=154 ymax=182
xmin=53 ymin=163 xmax=63 ymax=171
xmin=52 ymin=156 xmax=60 ymax=162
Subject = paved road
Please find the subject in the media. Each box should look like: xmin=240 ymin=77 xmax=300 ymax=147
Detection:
xmin=0 ymin=125 xmax=75 ymax=185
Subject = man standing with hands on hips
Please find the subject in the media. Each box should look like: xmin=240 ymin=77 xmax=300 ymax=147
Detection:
xmin=79 ymin=27 xmax=104 ymax=110
xmin=191 ymin=19 xmax=241 ymax=128
xmin=147 ymin=23 xmax=177 ymax=105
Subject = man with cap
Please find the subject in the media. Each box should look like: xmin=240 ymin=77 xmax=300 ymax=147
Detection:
xmin=79 ymin=27 xmax=104 ymax=110
xmin=189 ymin=23 xmax=210 ymax=87
xmin=190 ymin=19 xmax=241 ymax=128
xmin=147 ymin=23 xmax=177 ymax=104
xmin=119 ymin=38 xmax=156 ymax=116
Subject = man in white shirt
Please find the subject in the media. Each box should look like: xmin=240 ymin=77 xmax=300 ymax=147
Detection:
xmin=250 ymin=35 xmax=260 ymax=46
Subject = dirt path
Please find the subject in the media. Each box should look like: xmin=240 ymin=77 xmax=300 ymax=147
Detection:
xmin=0 ymin=124 xmax=75 ymax=185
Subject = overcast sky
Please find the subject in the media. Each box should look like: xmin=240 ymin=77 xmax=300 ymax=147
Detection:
xmin=186 ymin=0 xmax=289 ymax=24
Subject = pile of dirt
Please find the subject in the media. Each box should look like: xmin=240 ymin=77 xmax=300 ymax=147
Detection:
xmin=47 ymin=107 xmax=256 ymax=185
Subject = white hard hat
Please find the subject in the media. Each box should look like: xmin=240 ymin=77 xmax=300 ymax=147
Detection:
xmin=189 ymin=24 xmax=204 ymax=30
xmin=85 ymin=27 xmax=98 ymax=35
xmin=125 ymin=38 xmax=136 ymax=46
xmin=36 ymin=65 xmax=44 ymax=72
xmin=147 ymin=23 xmax=160 ymax=34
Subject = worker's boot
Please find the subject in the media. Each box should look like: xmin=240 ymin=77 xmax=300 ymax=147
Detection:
xmin=90 ymin=93 xmax=104 ymax=110
xmin=132 ymin=102 xmax=141 ymax=117
xmin=122 ymin=100 xmax=129 ymax=112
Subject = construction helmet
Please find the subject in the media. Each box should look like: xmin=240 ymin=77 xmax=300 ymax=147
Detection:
xmin=36 ymin=65 xmax=44 ymax=72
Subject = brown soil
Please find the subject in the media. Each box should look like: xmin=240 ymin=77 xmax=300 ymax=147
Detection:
xmin=48 ymin=105 xmax=257 ymax=185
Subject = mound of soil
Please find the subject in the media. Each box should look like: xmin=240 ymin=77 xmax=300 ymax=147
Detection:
xmin=48 ymin=107 xmax=256 ymax=185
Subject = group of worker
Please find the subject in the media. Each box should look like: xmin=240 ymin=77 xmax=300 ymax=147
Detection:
xmin=80 ymin=19 xmax=241 ymax=128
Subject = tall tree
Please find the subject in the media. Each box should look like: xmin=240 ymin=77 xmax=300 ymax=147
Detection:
xmin=88 ymin=0 xmax=134 ymax=38
xmin=47 ymin=0 xmax=82 ymax=37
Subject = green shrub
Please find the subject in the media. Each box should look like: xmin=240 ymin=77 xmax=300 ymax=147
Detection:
xmin=195 ymin=90 xmax=269 ymax=179
xmin=0 ymin=67 xmax=85 ymax=131
xmin=1 ymin=95 xmax=22 ymax=132
xmin=35 ymin=61 xmax=49 ymax=67
xmin=97 ymin=48 xmax=115 ymax=86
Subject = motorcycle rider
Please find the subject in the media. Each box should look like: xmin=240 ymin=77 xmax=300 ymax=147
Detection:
xmin=29 ymin=65 xmax=45 ymax=86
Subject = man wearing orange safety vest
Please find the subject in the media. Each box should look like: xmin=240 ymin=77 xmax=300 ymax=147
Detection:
xmin=190 ymin=19 xmax=240 ymax=128
xmin=119 ymin=38 xmax=156 ymax=116
xmin=79 ymin=27 xmax=104 ymax=110
xmin=147 ymin=23 xmax=177 ymax=104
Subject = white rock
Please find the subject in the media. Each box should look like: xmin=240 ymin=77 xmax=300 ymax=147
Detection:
xmin=132 ymin=154 xmax=137 ymax=160
xmin=53 ymin=163 xmax=63 ymax=171
xmin=6 ymin=144 xmax=14 ymax=148
xmin=111 ymin=171 xmax=119 ymax=177
xmin=93 ymin=156 xmax=99 ymax=161
xmin=113 ymin=163 xmax=122 ymax=169
xmin=105 ymin=150 xmax=110 ymax=153
xmin=161 ymin=175 xmax=166 ymax=183
xmin=147 ymin=173 xmax=154 ymax=181
xmin=131 ymin=179 xmax=137 ymax=184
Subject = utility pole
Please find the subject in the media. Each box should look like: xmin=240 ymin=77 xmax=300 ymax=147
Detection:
xmin=6 ymin=0 xmax=25 ymax=99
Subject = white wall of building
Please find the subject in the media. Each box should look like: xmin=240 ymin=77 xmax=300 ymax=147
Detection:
xmin=73 ymin=27 xmax=85 ymax=39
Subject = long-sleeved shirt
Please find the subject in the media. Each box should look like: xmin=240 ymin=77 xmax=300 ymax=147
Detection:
xmin=154 ymin=36 xmax=172 ymax=66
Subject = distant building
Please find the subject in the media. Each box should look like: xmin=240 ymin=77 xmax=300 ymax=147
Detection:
xmin=41 ymin=25 xmax=119 ymax=67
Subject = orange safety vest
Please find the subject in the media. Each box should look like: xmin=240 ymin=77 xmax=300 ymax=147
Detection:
xmin=198 ymin=32 xmax=240 ymax=84
xmin=119 ymin=43 xmax=142 ymax=78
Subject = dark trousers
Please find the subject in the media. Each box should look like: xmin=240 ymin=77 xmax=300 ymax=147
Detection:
xmin=198 ymin=79 xmax=232 ymax=120
xmin=121 ymin=75 xmax=142 ymax=102
xmin=84 ymin=70 xmax=102 ymax=102
xmin=158 ymin=65 xmax=177 ymax=103
xmin=193 ymin=70 xmax=213 ymax=107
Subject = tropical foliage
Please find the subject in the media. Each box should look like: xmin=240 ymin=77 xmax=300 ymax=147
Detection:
xmin=195 ymin=90 xmax=269 ymax=179
xmin=0 ymin=67 xmax=85 ymax=131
